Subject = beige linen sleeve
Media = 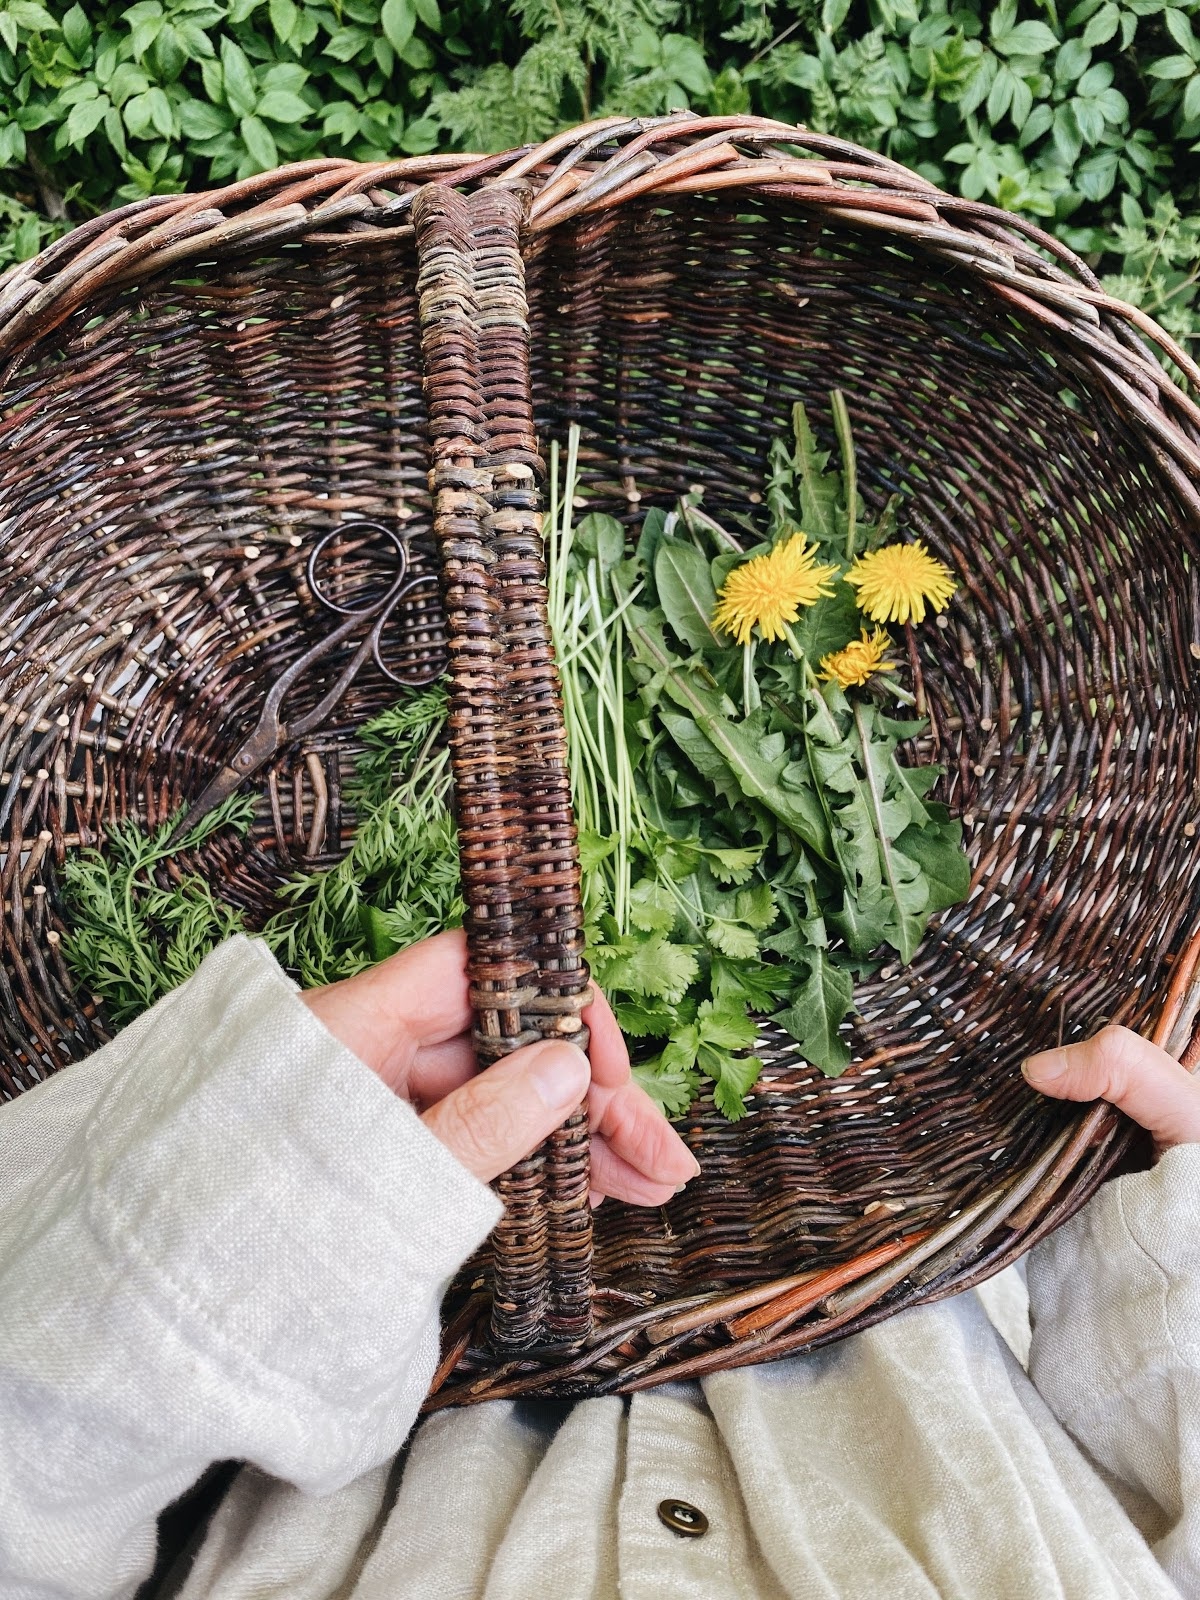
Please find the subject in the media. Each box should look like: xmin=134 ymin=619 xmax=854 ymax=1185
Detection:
xmin=1027 ymin=1144 xmax=1200 ymax=1595
xmin=0 ymin=935 xmax=501 ymax=1600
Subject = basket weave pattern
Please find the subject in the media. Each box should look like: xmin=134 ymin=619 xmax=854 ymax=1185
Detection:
xmin=3 ymin=115 xmax=1200 ymax=1403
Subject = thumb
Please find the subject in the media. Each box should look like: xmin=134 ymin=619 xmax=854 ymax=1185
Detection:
xmin=1023 ymin=1024 xmax=1200 ymax=1152
xmin=421 ymin=1040 xmax=590 ymax=1183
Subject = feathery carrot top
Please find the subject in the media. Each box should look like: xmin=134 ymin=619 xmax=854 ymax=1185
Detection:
xmin=712 ymin=534 xmax=839 ymax=647
xmin=819 ymin=627 xmax=896 ymax=689
xmin=845 ymin=541 xmax=957 ymax=626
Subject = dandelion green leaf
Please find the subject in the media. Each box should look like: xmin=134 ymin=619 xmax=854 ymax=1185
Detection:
xmin=655 ymin=537 xmax=725 ymax=653
xmin=791 ymin=400 xmax=844 ymax=550
xmin=787 ymin=584 xmax=861 ymax=662
xmin=775 ymin=946 xmax=854 ymax=1075
xmin=896 ymin=815 xmax=972 ymax=913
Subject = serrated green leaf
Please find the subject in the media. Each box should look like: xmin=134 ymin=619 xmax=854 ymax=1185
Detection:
xmin=1082 ymin=1 xmax=1119 ymax=45
xmin=221 ymin=36 xmax=258 ymax=116
xmin=656 ymin=538 xmax=724 ymax=653
xmin=735 ymin=880 xmax=776 ymax=929
xmin=791 ymin=400 xmax=842 ymax=548
xmin=589 ymin=933 xmax=700 ymax=1004
xmin=828 ymin=886 xmax=893 ymax=957
xmin=702 ymin=844 xmax=762 ymax=884
xmin=711 ymin=955 xmax=787 ymax=1010
xmin=658 ymin=703 xmax=832 ymax=860
xmin=178 ymin=98 xmax=232 ymax=139
xmin=706 ymin=917 xmax=761 ymax=958
xmin=269 ymin=0 xmax=299 ymax=42
xmin=895 ymin=815 xmax=972 ymax=913
xmin=1149 ymin=53 xmax=1195 ymax=77
xmin=629 ymin=876 xmax=677 ymax=933
xmin=61 ymin=3 xmax=90 ymax=54
xmin=697 ymin=997 xmax=758 ymax=1051
xmin=851 ymin=699 xmax=932 ymax=961
xmin=578 ymin=829 xmax=617 ymax=872
xmin=709 ymin=1049 xmax=762 ymax=1119
xmin=787 ymin=583 xmax=862 ymax=669
xmin=65 ymin=94 xmax=109 ymax=145
xmin=324 ymin=25 xmax=371 ymax=62
xmin=9 ymin=2 xmax=57 ymax=30
xmin=633 ymin=1058 xmax=701 ymax=1116
xmin=381 ymin=0 xmax=416 ymax=54
xmin=775 ymin=947 xmax=854 ymax=1075
xmin=1164 ymin=7 xmax=1198 ymax=55
xmin=994 ymin=17 xmax=1059 ymax=54
xmin=616 ymin=997 xmax=678 ymax=1037
xmin=239 ymin=113 xmax=277 ymax=170
xmin=256 ymin=89 xmax=311 ymax=123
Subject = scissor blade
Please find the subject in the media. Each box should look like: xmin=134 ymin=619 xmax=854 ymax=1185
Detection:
xmin=171 ymin=765 xmax=247 ymax=844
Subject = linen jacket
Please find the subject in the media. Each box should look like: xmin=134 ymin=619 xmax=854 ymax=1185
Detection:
xmin=0 ymin=936 xmax=1196 ymax=1600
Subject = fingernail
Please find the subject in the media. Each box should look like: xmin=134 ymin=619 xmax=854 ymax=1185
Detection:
xmin=689 ymin=1155 xmax=702 ymax=1178
xmin=529 ymin=1043 xmax=590 ymax=1113
xmin=1022 ymin=1052 xmax=1058 ymax=1086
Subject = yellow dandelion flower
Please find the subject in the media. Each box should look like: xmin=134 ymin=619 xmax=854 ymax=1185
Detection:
xmin=819 ymin=627 xmax=897 ymax=689
xmin=712 ymin=535 xmax=839 ymax=647
xmin=845 ymin=541 xmax=957 ymax=626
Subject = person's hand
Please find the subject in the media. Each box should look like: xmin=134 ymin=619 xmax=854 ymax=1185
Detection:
xmin=301 ymin=928 xmax=701 ymax=1205
xmin=1023 ymin=1025 xmax=1200 ymax=1158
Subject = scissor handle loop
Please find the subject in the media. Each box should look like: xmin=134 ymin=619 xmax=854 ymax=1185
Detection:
xmin=305 ymin=520 xmax=411 ymax=616
xmin=371 ymin=571 xmax=445 ymax=686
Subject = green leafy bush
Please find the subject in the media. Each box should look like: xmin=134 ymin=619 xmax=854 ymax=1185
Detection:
xmin=1 ymin=0 xmax=1198 ymax=339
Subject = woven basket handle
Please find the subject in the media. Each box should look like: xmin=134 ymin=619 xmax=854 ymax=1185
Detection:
xmin=412 ymin=182 xmax=593 ymax=1350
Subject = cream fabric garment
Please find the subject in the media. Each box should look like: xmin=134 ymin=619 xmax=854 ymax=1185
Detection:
xmin=0 ymin=937 xmax=501 ymax=1598
xmin=0 ymin=937 xmax=1197 ymax=1600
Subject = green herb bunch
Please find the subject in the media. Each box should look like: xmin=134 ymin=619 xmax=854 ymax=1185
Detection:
xmin=547 ymin=409 xmax=969 ymax=1118
xmin=61 ymin=685 xmax=461 ymax=1015
xmin=62 ymin=791 xmax=256 ymax=1025
xmin=263 ymin=682 xmax=464 ymax=985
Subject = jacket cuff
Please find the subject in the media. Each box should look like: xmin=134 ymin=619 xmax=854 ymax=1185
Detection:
xmin=1027 ymin=1143 xmax=1200 ymax=1423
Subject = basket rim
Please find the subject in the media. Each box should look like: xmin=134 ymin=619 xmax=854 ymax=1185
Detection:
xmin=2 ymin=113 xmax=1199 ymax=518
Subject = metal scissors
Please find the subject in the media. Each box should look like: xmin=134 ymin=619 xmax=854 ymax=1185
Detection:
xmin=176 ymin=521 xmax=445 ymax=837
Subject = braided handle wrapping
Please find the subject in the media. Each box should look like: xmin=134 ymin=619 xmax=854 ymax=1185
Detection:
xmin=412 ymin=181 xmax=593 ymax=1350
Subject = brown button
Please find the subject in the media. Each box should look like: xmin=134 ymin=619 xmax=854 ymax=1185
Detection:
xmin=657 ymin=1498 xmax=709 ymax=1538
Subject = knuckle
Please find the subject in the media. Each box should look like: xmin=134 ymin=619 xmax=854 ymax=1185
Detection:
xmin=1090 ymin=1025 xmax=1136 ymax=1094
xmin=434 ymin=1070 xmax=550 ymax=1180
xmin=433 ymin=1086 xmax=502 ymax=1174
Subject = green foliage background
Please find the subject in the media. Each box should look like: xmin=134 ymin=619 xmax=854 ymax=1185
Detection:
xmin=0 ymin=0 xmax=1198 ymax=345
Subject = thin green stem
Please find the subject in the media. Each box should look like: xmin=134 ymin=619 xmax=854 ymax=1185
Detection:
xmin=831 ymin=388 xmax=858 ymax=561
xmin=556 ymin=580 xmax=644 ymax=670
xmin=781 ymin=621 xmax=807 ymax=670
xmin=742 ymin=640 xmax=760 ymax=716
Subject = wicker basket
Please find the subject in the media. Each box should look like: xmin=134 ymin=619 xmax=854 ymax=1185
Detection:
xmin=3 ymin=114 xmax=1200 ymax=1407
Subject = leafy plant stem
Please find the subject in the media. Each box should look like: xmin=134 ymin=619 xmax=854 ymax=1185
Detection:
xmin=742 ymin=641 xmax=760 ymax=715
xmin=831 ymin=389 xmax=858 ymax=560
xmin=853 ymin=699 xmax=913 ymax=954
